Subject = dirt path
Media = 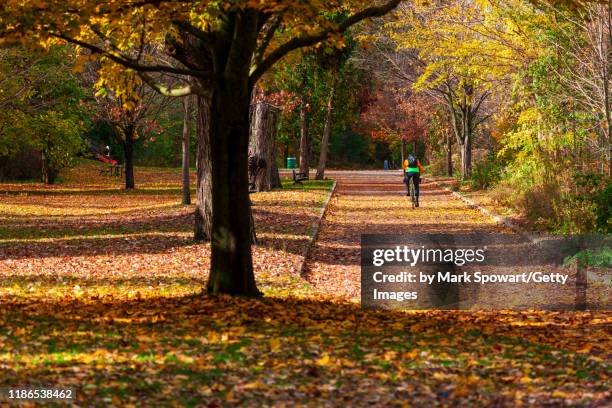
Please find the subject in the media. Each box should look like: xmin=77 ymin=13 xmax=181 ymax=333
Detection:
xmin=303 ymin=170 xmax=507 ymax=299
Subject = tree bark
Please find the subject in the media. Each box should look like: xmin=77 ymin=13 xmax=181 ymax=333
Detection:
xmin=41 ymin=148 xmax=48 ymax=184
xmin=205 ymin=24 xmax=260 ymax=296
xmin=299 ymin=75 xmax=310 ymax=177
xmin=445 ymin=89 xmax=474 ymax=180
xmin=315 ymin=67 xmax=338 ymax=180
xmin=447 ymin=133 xmax=453 ymax=177
xmin=41 ymin=147 xmax=57 ymax=184
xmin=124 ymin=126 xmax=135 ymax=189
xmin=460 ymin=136 xmax=472 ymax=179
xmin=194 ymin=94 xmax=213 ymax=241
xmin=248 ymin=101 xmax=281 ymax=192
xmin=400 ymin=140 xmax=406 ymax=166
xmin=283 ymin=144 xmax=289 ymax=167
xmin=270 ymin=159 xmax=282 ymax=188
xmin=182 ymin=95 xmax=192 ymax=205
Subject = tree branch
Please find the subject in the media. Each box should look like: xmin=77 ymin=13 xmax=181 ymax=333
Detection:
xmin=138 ymin=72 xmax=202 ymax=97
xmin=252 ymin=14 xmax=282 ymax=69
xmin=50 ymin=32 xmax=213 ymax=78
xmin=249 ymin=0 xmax=401 ymax=84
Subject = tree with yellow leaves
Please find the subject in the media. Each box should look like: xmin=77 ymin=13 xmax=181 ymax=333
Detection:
xmin=380 ymin=0 xmax=541 ymax=178
xmin=0 ymin=0 xmax=401 ymax=296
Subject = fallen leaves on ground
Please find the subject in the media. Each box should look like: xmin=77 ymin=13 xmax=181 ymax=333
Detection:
xmin=304 ymin=172 xmax=504 ymax=299
xmin=1 ymin=295 xmax=609 ymax=406
xmin=1 ymin=163 xmax=330 ymax=300
xmin=0 ymin=166 xmax=609 ymax=407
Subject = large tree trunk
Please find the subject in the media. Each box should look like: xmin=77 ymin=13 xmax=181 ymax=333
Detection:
xmin=124 ymin=127 xmax=135 ymax=189
xmin=194 ymin=94 xmax=213 ymax=241
xmin=182 ymin=95 xmax=192 ymax=205
xmin=248 ymin=101 xmax=281 ymax=192
xmin=299 ymin=75 xmax=310 ymax=177
xmin=447 ymin=133 xmax=453 ymax=177
xmin=206 ymin=64 xmax=259 ymax=297
xmin=315 ymin=67 xmax=338 ymax=180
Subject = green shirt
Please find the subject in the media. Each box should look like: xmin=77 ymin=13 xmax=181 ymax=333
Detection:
xmin=406 ymin=166 xmax=419 ymax=173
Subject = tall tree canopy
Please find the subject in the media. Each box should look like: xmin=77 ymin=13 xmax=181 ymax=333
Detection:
xmin=0 ymin=0 xmax=401 ymax=296
xmin=0 ymin=46 xmax=87 ymax=183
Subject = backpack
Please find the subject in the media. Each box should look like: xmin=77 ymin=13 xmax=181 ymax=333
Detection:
xmin=407 ymin=154 xmax=417 ymax=167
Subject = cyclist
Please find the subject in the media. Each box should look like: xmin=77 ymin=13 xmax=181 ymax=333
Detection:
xmin=403 ymin=154 xmax=423 ymax=207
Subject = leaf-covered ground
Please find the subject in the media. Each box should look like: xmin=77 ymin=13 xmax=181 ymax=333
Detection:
xmin=0 ymin=164 xmax=610 ymax=407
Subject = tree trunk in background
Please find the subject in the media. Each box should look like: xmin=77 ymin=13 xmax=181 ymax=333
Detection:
xmin=182 ymin=95 xmax=192 ymax=205
xmin=194 ymin=94 xmax=212 ymax=241
xmin=248 ymin=101 xmax=281 ymax=192
xmin=447 ymin=100 xmax=473 ymax=179
xmin=41 ymin=149 xmax=49 ymax=184
xmin=460 ymin=98 xmax=473 ymax=178
xmin=270 ymin=160 xmax=282 ymax=188
xmin=400 ymin=140 xmax=406 ymax=166
xmin=41 ymin=148 xmax=57 ymax=184
xmin=460 ymin=136 xmax=472 ymax=179
xmin=299 ymin=76 xmax=310 ymax=176
xmin=284 ymin=145 xmax=289 ymax=167
xmin=124 ymin=126 xmax=135 ymax=189
xmin=315 ymin=67 xmax=338 ymax=180
xmin=446 ymin=133 xmax=453 ymax=177
xmin=412 ymin=139 xmax=417 ymax=155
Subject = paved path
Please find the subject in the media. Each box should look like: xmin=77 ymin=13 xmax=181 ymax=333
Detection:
xmin=302 ymin=170 xmax=505 ymax=299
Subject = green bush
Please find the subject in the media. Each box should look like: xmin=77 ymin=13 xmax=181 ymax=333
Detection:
xmin=427 ymin=153 xmax=460 ymax=177
xmin=493 ymin=172 xmax=611 ymax=233
xmin=468 ymin=153 xmax=502 ymax=189
xmin=557 ymin=173 xmax=611 ymax=233
xmin=564 ymin=248 xmax=612 ymax=268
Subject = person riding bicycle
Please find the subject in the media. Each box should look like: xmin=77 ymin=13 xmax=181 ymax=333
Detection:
xmin=403 ymin=154 xmax=423 ymax=207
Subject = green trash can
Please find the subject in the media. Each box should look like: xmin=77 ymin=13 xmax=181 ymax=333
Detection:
xmin=287 ymin=157 xmax=297 ymax=169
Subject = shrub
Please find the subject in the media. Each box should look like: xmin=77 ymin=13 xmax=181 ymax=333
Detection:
xmin=468 ymin=153 xmax=502 ymax=189
xmin=427 ymin=152 xmax=460 ymax=177
xmin=0 ymin=148 xmax=42 ymax=181
xmin=564 ymin=248 xmax=612 ymax=268
xmin=493 ymin=171 xmax=611 ymax=233
xmin=492 ymin=180 xmax=561 ymax=228
xmin=557 ymin=173 xmax=611 ymax=233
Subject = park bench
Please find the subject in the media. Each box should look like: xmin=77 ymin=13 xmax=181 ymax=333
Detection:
xmin=292 ymin=169 xmax=309 ymax=185
xmin=97 ymin=155 xmax=123 ymax=177
xmin=99 ymin=164 xmax=124 ymax=177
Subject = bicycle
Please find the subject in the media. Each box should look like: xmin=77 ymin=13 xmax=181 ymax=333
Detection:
xmin=404 ymin=175 xmax=418 ymax=209
xmin=408 ymin=178 xmax=417 ymax=208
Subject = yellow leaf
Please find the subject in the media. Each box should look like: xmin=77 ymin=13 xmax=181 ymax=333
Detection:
xmin=384 ymin=351 xmax=397 ymax=361
xmin=576 ymin=344 xmax=593 ymax=353
xmin=207 ymin=331 xmax=219 ymax=343
xmin=316 ymin=353 xmax=330 ymax=366
xmin=269 ymin=338 xmax=281 ymax=352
